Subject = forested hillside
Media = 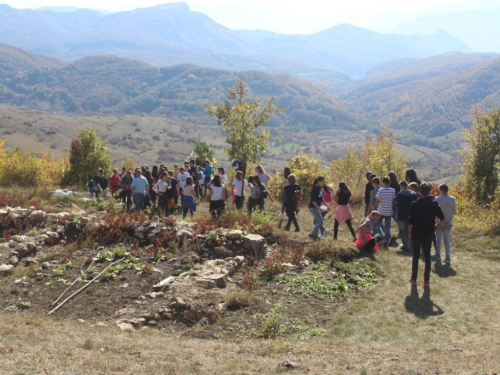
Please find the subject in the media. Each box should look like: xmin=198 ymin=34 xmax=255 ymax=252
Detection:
xmin=0 ymin=51 xmax=357 ymax=131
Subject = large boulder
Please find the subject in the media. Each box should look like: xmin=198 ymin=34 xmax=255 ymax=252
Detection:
xmin=0 ymin=264 xmax=14 ymax=274
xmin=28 ymin=210 xmax=46 ymax=224
xmin=242 ymin=234 xmax=266 ymax=253
xmin=214 ymin=246 xmax=233 ymax=258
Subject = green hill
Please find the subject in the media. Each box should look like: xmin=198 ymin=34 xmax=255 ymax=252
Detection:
xmin=0 ymin=54 xmax=357 ymax=131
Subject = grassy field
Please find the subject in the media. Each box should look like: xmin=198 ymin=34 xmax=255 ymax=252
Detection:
xmin=1 ymin=200 xmax=499 ymax=375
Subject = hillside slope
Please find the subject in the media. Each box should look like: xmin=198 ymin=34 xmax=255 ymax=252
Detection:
xmin=0 ymin=52 xmax=357 ymax=131
xmin=344 ymin=55 xmax=500 ymax=136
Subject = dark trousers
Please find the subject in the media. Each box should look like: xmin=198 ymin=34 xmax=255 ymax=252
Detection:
xmin=121 ymin=190 xmax=132 ymax=211
xmin=194 ymin=183 xmax=203 ymax=199
xmin=364 ymin=233 xmax=382 ymax=251
xmin=210 ymin=199 xmax=225 ymax=218
xmin=248 ymin=197 xmax=264 ymax=213
xmin=235 ymin=195 xmax=244 ymax=210
xmin=158 ymin=194 xmax=169 ymax=217
xmin=334 ymin=219 xmax=356 ymax=239
xmin=412 ymin=237 xmax=432 ymax=281
xmin=285 ymin=205 xmax=299 ymax=230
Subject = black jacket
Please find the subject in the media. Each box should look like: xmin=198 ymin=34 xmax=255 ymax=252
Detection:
xmin=364 ymin=182 xmax=373 ymax=205
xmin=409 ymin=196 xmax=444 ymax=239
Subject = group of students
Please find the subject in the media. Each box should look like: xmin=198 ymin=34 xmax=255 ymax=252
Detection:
xmin=87 ymin=161 xmax=278 ymax=220
xmin=354 ymin=168 xmax=455 ymax=285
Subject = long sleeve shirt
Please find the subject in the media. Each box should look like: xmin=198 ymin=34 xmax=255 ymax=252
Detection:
xmin=409 ymin=196 xmax=445 ymax=239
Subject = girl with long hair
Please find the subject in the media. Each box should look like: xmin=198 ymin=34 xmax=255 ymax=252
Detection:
xmin=209 ymin=175 xmax=227 ymax=218
xmin=333 ymin=181 xmax=356 ymax=242
xmin=182 ymin=176 xmax=198 ymax=219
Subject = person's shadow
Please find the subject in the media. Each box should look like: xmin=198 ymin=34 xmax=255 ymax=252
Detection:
xmin=432 ymin=261 xmax=457 ymax=278
xmin=405 ymin=284 xmax=444 ymax=319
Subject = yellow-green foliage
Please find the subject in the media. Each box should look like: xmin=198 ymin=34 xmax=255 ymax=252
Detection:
xmin=121 ymin=158 xmax=136 ymax=172
xmin=287 ymin=155 xmax=325 ymax=202
xmin=0 ymin=143 xmax=68 ymax=187
xmin=328 ymin=146 xmax=365 ymax=193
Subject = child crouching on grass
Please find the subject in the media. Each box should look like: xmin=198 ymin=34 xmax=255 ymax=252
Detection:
xmin=355 ymin=211 xmax=382 ymax=253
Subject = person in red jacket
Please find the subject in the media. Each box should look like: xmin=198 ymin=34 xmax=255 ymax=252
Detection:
xmin=109 ymin=169 xmax=121 ymax=197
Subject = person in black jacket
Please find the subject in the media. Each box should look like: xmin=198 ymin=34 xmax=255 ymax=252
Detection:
xmin=93 ymin=168 xmax=108 ymax=199
xmin=395 ymin=180 xmax=418 ymax=252
xmin=282 ymin=174 xmax=301 ymax=232
xmin=364 ymin=172 xmax=375 ymax=216
xmin=409 ymin=182 xmax=445 ymax=285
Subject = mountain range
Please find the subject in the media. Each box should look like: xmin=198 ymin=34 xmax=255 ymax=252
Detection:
xmin=0 ymin=2 xmax=472 ymax=82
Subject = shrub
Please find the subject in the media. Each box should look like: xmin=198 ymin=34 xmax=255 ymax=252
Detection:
xmin=225 ymin=289 xmax=254 ymax=311
xmin=306 ymin=242 xmax=357 ymax=263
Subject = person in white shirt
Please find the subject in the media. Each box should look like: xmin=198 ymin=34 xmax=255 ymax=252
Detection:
xmin=432 ymin=184 xmax=456 ymax=265
xmin=217 ymin=167 xmax=228 ymax=185
xmin=255 ymin=164 xmax=269 ymax=186
xmin=209 ymin=175 xmax=227 ymax=218
xmin=152 ymin=171 xmax=170 ymax=216
xmin=232 ymin=170 xmax=248 ymax=210
xmin=177 ymin=167 xmax=191 ymax=207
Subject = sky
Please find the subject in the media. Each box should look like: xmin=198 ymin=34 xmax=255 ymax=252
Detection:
xmin=3 ymin=0 xmax=499 ymax=34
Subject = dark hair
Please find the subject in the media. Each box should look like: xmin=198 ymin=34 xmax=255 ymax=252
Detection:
xmin=370 ymin=211 xmax=380 ymax=217
xmin=408 ymin=182 xmax=418 ymax=191
xmin=185 ymin=177 xmax=193 ymax=186
xmin=439 ymin=183 xmax=449 ymax=193
xmin=190 ymin=159 xmax=195 ymax=164
xmin=205 ymin=160 xmax=210 ymax=165
xmin=366 ymin=171 xmax=373 ymax=181
xmin=144 ymin=170 xmax=153 ymax=185
xmin=382 ymin=176 xmax=390 ymax=185
xmin=253 ymin=175 xmax=265 ymax=190
xmin=338 ymin=181 xmax=350 ymax=194
xmin=316 ymin=176 xmax=325 ymax=183
xmin=168 ymin=171 xmax=173 ymax=177
xmin=235 ymin=170 xmax=243 ymax=180
xmin=284 ymin=167 xmax=291 ymax=179
xmin=211 ymin=175 xmax=221 ymax=187
xmin=97 ymin=168 xmax=104 ymax=174
xmin=288 ymin=174 xmax=297 ymax=185
xmin=369 ymin=173 xmax=376 ymax=181
xmin=405 ymin=168 xmax=421 ymax=186
xmin=218 ymin=167 xmax=225 ymax=175
xmin=371 ymin=177 xmax=380 ymax=185
xmin=419 ymin=182 xmax=432 ymax=196
xmin=152 ymin=165 xmax=159 ymax=180
xmin=388 ymin=171 xmax=398 ymax=188
xmin=399 ymin=180 xmax=408 ymax=187
xmin=247 ymin=175 xmax=254 ymax=184
xmin=159 ymin=171 xmax=168 ymax=179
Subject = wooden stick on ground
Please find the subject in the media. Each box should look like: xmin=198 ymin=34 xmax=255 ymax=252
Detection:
xmin=51 ymin=261 xmax=95 ymax=307
xmin=47 ymin=258 xmax=126 ymax=316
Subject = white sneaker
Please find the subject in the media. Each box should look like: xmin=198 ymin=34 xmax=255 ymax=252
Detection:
xmin=321 ymin=229 xmax=329 ymax=238
xmin=279 ymin=212 xmax=284 ymax=217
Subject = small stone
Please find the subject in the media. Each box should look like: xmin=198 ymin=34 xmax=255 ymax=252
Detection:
xmin=117 ymin=323 xmax=134 ymax=331
xmin=127 ymin=318 xmax=146 ymax=327
xmin=196 ymin=279 xmax=217 ymax=289
xmin=233 ymin=256 xmax=245 ymax=266
xmin=115 ymin=309 xmax=127 ymax=316
xmin=0 ymin=264 xmax=14 ymax=274
xmin=146 ymin=292 xmax=164 ymax=299
xmin=24 ymin=257 xmax=39 ymax=265
xmin=147 ymin=320 xmax=157 ymax=326
xmin=280 ymin=360 xmax=298 ymax=369
xmin=226 ymin=230 xmax=243 ymax=240
xmin=8 ymin=256 xmax=19 ymax=267
xmin=214 ymin=246 xmax=233 ymax=258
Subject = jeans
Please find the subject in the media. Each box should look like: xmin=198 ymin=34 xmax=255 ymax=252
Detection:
xmin=134 ymin=193 xmax=146 ymax=211
xmin=397 ymin=219 xmax=410 ymax=250
xmin=412 ymin=237 xmax=432 ymax=281
xmin=308 ymin=207 xmax=324 ymax=238
xmin=435 ymin=223 xmax=452 ymax=262
xmin=377 ymin=215 xmax=392 ymax=243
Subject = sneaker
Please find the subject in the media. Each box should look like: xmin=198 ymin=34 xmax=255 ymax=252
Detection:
xmin=387 ymin=236 xmax=392 ymax=247
xmin=424 ymin=280 xmax=430 ymax=286
xmin=323 ymin=229 xmax=329 ymax=238
xmin=284 ymin=226 xmax=290 ymax=231
xmin=379 ymin=239 xmax=386 ymax=248
xmin=294 ymin=228 xmax=301 ymax=232
xmin=409 ymin=278 xmax=417 ymax=284
xmin=430 ymin=255 xmax=441 ymax=261
xmin=308 ymin=234 xmax=318 ymax=241
xmin=444 ymin=260 xmax=451 ymax=266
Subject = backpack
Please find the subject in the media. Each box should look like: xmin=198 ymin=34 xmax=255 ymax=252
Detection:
xmin=292 ymin=189 xmax=302 ymax=202
xmin=259 ymin=187 xmax=269 ymax=199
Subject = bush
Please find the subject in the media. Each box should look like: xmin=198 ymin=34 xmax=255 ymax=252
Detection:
xmin=225 ymin=289 xmax=256 ymax=311
xmin=0 ymin=143 xmax=68 ymax=187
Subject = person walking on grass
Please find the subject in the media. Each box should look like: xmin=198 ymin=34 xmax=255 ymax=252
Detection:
xmin=181 ymin=176 xmax=198 ymax=219
xmin=367 ymin=177 xmax=380 ymax=219
xmin=109 ymin=169 xmax=121 ymax=199
xmin=333 ymin=182 xmax=357 ymax=242
xmin=409 ymin=182 xmax=445 ymax=286
xmin=93 ymin=168 xmax=108 ymax=199
xmin=209 ymin=175 xmax=226 ymax=218
xmin=355 ymin=211 xmax=382 ymax=253
xmin=282 ymin=174 xmax=301 ymax=232
xmin=255 ymin=165 xmax=269 ymax=186
xmin=231 ymin=170 xmax=248 ymax=210
xmin=153 ymin=171 xmax=170 ymax=217
xmin=278 ymin=167 xmax=291 ymax=217
xmin=120 ymin=170 xmax=133 ymax=211
xmin=249 ymin=175 xmax=268 ymax=213
xmin=131 ymin=169 xmax=150 ymax=212
xmin=177 ymin=167 xmax=190 ymax=207
xmin=375 ymin=176 xmax=396 ymax=248
xmin=432 ymin=183 xmax=456 ymax=265
xmin=395 ymin=180 xmax=418 ymax=252
xmin=388 ymin=171 xmax=401 ymax=230
xmin=246 ymin=175 xmax=254 ymax=214
xmin=203 ymin=160 xmax=213 ymax=197
xmin=308 ymin=176 xmax=327 ymax=241
xmin=167 ymin=171 xmax=179 ymax=207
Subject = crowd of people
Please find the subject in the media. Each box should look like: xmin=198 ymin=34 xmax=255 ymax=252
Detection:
xmin=88 ymin=162 xmax=455 ymax=286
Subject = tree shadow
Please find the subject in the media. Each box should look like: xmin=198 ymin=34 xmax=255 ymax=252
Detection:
xmin=432 ymin=261 xmax=457 ymax=278
xmin=405 ymin=284 xmax=444 ymax=319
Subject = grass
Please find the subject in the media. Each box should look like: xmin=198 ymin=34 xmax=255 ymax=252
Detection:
xmin=1 ymin=202 xmax=500 ymax=374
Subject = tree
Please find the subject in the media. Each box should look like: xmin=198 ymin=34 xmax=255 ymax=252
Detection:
xmin=189 ymin=141 xmax=215 ymax=166
xmin=329 ymin=146 xmax=364 ymax=191
xmin=63 ymin=128 xmax=111 ymax=188
xmin=463 ymin=107 xmax=500 ymax=204
xmin=361 ymin=127 xmax=407 ymax=181
xmin=205 ymin=78 xmax=281 ymax=177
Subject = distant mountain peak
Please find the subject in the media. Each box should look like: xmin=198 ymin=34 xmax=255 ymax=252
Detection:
xmin=148 ymin=2 xmax=190 ymax=12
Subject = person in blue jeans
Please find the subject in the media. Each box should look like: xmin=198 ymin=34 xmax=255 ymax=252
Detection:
xmin=409 ymin=182 xmax=445 ymax=285
xmin=131 ymin=169 xmax=150 ymax=212
xmin=432 ymin=184 xmax=456 ymax=265
xmin=308 ymin=176 xmax=326 ymax=240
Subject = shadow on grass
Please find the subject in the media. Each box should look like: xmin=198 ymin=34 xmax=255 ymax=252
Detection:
xmin=432 ymin=261 xmax=457 ymax=278
xmin=395 ymin=250 xmax=412 ymax=257
xmin=405 ymin=284 xmax=444 ymax=319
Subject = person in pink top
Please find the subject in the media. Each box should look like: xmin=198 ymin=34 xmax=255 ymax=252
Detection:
xmin=333 ymin=182 xmax=356 ymax=242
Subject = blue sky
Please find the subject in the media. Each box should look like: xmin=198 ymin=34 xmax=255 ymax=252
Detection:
xmin=4 ymin=0 xmax=499 ymax=34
